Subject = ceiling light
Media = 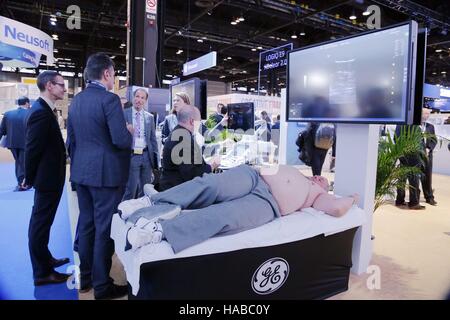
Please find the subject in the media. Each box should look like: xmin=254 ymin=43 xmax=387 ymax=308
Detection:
xmin=227 ymin=57 xmax=232 ymax=60
xmin=362 ymin=10 xmax=371 ymax=16
xmin=432 ymin=72 xmax=437 ymax=75
xmin=251 ymin=48 xmax=257 ymax=51
xmin=349 ymin=15 xmax=357 ymax=20
xmin=442 ymin=71 xmax=447 ymax=74
xmin=219 ymin=75 xmax=226 ymax=79
xmin=291 ymin=34 xmax=297 ymax=39
xmin=50 ymin=21 xmax=56 ymax=26
xmin=197 ymin=39 xmax=203 ymax=43
xmin=231 ymin=21 xmax=237 ymax=25
xmin=435 ymin=49 xmax=443 ymax=53
xmin=110 ymin=56 xmax=116 ymax=59
xmin=257 ymin=46 xmax=262 ymax=50
xmin=53 ymin=49 xmax=58 ymax=53
xmin=300 ymin=32 xmax=306 ymax=36
xmin=50 ymin=17 xmax=57 ymax=22
xmin=176 ymin=49 xmax=183 ymax=55
xmin=238 ymin=16 xmax=245 ymax=22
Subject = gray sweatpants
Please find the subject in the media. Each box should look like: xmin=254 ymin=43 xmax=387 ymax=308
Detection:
xmin=151 ymin=165 xmax=280 ymax=253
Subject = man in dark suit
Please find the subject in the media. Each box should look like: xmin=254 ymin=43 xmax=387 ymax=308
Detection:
xmin=395 ymin=124 xmax=425 ymax=210
xmin=420 ymin=108 xmax=437 ymax=206
xmin=23 ymin=71 xmax=71 ymax=286
xmin=160 ymin=105 xmax=219 ymax=191
xmin=67 ymin=53 xmax=132 ymax=299
xmin=0 ymin=97 xmax=31 ymax=191
xmin=122 ymin=88 xmax=159 ymax=200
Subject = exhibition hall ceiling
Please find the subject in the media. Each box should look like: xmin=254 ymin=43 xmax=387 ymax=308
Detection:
xmin=1 ymin=0 xmax=449 ymax=88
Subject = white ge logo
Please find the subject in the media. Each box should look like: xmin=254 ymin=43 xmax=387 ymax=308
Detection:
xmin=251 ymin=257 xmax=289 ymax=295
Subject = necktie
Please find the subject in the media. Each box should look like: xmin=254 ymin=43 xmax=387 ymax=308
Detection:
xmin=135 ymin=111 xmax=141 ymax=138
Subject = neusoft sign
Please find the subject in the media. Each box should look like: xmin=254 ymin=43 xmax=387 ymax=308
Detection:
xmin=0 ymin=15 xmax=54 ymax=64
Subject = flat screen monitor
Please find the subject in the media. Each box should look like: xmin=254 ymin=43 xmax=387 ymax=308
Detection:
xmin=287 ymin=21 xmax=419 ymax=124
xmin=227 ymin=102 xmax=255 ymax=133
xmin=412 ymin=27 xmax=428 ymax=124
xmin=170 ymin=78 xmax=207 ymax=119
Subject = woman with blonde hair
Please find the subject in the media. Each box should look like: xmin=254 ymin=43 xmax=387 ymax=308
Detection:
xmin=162 ymin=92 xmax=190 ymax=144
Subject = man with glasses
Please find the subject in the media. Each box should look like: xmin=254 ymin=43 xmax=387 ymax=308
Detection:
xmin=67 ymin=53 xmax=132 ymax=299
xmin=23 ymin=71 xmax=71 ymax=286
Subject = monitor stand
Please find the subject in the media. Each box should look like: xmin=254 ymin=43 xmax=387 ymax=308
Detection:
xmin=334 ymin=124 xmax=380 ymax=275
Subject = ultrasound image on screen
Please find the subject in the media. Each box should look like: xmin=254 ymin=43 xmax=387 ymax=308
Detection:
xmin=227 ymin=103 xmax=255 ymax=133
xmin=288 ymin=23 xmax=412 ymax=123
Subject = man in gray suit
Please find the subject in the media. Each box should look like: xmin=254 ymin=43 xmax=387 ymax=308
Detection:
xmin=0 ymin=97 xmax=31 ymax=191
xmin=67 ymin=53 xmax=132 ymax=299
xmin=122 ymin=88 xmax=159 ymax=200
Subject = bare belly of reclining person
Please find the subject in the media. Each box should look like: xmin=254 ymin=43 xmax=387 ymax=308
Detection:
xmin=120 ymin=165 xmax=358 ymax=252
xmin=258 ymin=165 xmax=326 ymax=216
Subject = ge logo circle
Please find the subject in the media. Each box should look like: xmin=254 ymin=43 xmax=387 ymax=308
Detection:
xmin=251 ymin=257 xmax=289 ymax=295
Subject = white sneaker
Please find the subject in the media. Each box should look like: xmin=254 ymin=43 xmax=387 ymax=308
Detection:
xmin=126 ymin=221 xmax=163 ymax=251
xmin=143 ymin=184 xmax=159 ymax=197
xmin=118 ymin=196 xmax=152 ymax=220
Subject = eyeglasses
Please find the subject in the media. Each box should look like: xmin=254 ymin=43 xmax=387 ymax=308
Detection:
xmin=52 ymin=82 xmax=66 ymax=88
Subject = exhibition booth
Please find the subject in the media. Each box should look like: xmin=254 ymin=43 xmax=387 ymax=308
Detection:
xmin=105 ymin=21 xmax=450 ymax=299
xmin=1 ymin=5 xmax=449 ymax=301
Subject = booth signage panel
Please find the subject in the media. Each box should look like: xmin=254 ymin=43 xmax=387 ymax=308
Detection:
xmin=423 ymin=83 xmax=441 ymax=99
xmin=0 ymin=42 xmax=41 ymax=68
xmin=440 ymin=88 xmax=450 ymax=98
xmin=0 ymin=15 xmax=54 ymax=64
xmin=145 ymin=0 xmax=157 ymax=26
xmin=259 ymin=43 xmax=293 ymax=71
xmin=146 ymin=0 xmax=157 ymax=15
xmin=21 ymin=77 xmax=37 ymax=84
xmin=183 ymin=51 xmax=217 ymax=76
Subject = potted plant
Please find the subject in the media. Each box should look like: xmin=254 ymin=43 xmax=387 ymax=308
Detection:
xmin=375 ymin=126 xmax=426 ymax=211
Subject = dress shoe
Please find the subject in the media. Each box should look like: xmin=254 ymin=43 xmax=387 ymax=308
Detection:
xmin=79 ymin=284 xmax=93 ymax=294
xmin=13 ymin=185 xmax=25 ymax=192
xmin=34 ymin=271 xmax=70 ymax=286
xmin=94 ymin=284 xmax=128 ymax=300
xmin=50 ymin=257 xmax=70 ymax=268
xmin=395 ymin=201 xmax=407 ymax=207
xmin=408 ymin=204 xmax=426 ymax=210
xmin=426 ymin=199 xmax=437 ymax=206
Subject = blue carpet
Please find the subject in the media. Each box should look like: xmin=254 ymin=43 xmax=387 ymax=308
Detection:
xmin=0 ymin=162 xmax=78 ymax=300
